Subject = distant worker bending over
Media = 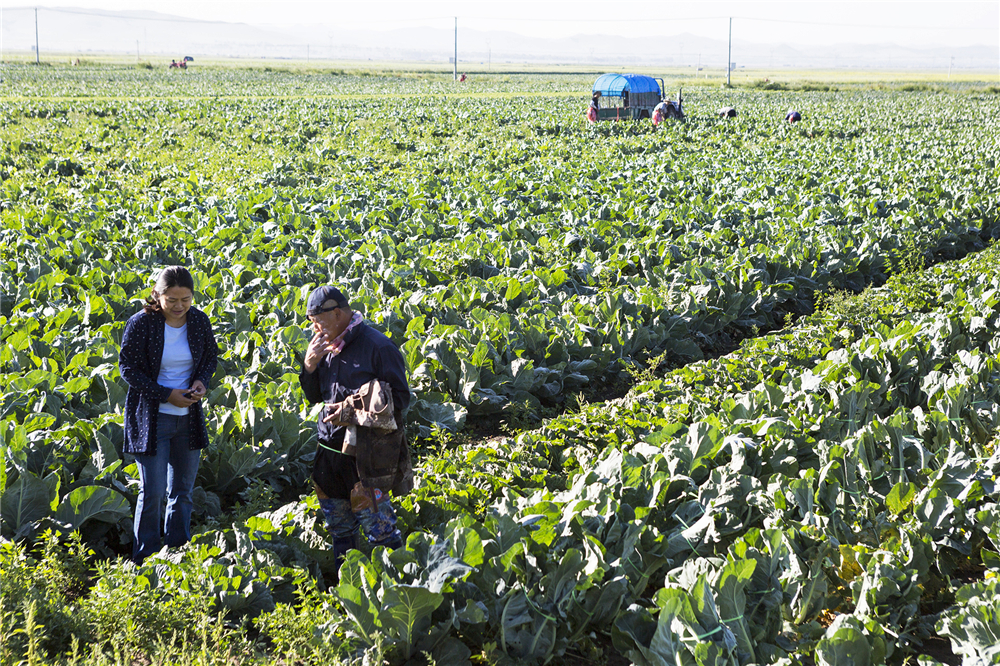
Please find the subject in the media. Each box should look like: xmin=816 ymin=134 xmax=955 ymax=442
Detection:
xmin=786 ymin=109 xmax=802 ymax=123
xmin=653 ymin=98 xmax=680 ymax=125
xmin=652 ymin=100 xmax=668 ymax=126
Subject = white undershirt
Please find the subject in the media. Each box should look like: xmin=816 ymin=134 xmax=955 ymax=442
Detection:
xmin=158 ymin=322 xmax=194 ymax=415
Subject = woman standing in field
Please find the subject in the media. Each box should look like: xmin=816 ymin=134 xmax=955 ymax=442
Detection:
xmin=118 ymin=266 xmax=218 ymax=564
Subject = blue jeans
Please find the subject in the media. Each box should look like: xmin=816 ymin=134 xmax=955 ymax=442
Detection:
xmin=132 ymin=413 xmax=200 ymax=564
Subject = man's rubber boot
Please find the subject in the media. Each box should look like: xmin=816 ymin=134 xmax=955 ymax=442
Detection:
xmin=330 ymin=535 xmax=356 ymax=583
xmin=379 ymin=535 xmax=404 ymax=551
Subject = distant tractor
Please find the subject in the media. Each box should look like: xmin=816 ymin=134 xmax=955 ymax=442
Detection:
xmin=590 ymin=73 xmax=683 ymax=121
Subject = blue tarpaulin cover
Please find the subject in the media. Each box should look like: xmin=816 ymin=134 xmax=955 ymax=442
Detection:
xmin=592 ymin=73 xmax=661 ymax=96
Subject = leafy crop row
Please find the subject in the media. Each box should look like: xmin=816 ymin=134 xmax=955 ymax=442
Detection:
xmin=4 ymin=82 xmax=998 ymax=432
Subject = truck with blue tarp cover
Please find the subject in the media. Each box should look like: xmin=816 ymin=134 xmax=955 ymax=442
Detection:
xmin=590 ymin=73 xmax=683 ymax=121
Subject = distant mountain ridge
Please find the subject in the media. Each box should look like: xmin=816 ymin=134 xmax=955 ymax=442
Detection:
xmin=2 ymin=6 xmax=996 ymax=70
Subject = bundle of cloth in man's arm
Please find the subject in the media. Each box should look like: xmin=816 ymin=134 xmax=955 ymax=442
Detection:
xmin=334 ymin=380 xmax=397 ymax=454
xmin=326 ymin=379 xmax=413 ymax=495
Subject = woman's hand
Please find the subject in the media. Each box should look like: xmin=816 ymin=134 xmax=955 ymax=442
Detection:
xmin=167 ymin=388 xmax=199 ymax=408
xmin=187 ymin=380 xmax=207 ymax=401
xmin=304 ymin=331 xmax=336 ymax=373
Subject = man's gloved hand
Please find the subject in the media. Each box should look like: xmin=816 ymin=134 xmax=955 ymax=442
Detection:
xmin=323 ymin=396 xmax=360 ymax=426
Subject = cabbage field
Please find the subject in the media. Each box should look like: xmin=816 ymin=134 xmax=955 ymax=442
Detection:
xmin=2 ymin=64 xmax=1000 ymax=666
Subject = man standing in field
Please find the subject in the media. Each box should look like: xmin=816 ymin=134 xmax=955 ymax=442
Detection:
xmin=299 ymin=286 xmax=412 ymax=570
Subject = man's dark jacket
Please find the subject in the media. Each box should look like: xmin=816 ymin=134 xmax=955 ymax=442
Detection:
xmin=299 ymin=321 xmax=412 ymax=499
xmin=119 ymin=308 xmax=219 ymax=455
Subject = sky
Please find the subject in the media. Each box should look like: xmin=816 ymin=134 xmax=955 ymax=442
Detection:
xmin=3 ymin=1 xmax=998 ymax=49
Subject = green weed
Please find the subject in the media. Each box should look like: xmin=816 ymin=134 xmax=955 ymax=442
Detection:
xmin=624 ymin=349 xmax=670 ymax=385
xmin=0 ymin=533 xmax=91 ymax=663
xmin=80 ymin=560 xmax=218 ymax=659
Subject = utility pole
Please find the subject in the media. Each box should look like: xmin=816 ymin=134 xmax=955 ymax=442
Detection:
xmin=35 ymin=8 xmax=40 ymax=64
xmin=726 ymin=17 xmax=732 ymax=87
xmin=453 ymin=17 xmax=458 ymax=81
xmin=136 ymin=39 xmax=140 ymax=64
xmin=948 ymin=55 xmax=954 ymax=78
xmin=486 ymin=39 xmax=491 ymax=71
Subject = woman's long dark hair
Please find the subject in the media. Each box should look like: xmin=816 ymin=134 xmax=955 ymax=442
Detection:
xmin=144 ymin=266 xmax=195 ymax=314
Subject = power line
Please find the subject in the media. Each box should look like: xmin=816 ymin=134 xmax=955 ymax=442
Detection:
xmin=730 ymin=15 xmax=997 ymax=31
xmin=5 ymin=6 xmax=234 ymax=24
xmin=6 ymin=6 xmax=993 ymax=32
xmin=465 ymin=15 xmax=732 ymax=23
xmin=472 ymin=17 xmax=996 ymax=33
xmin=449 ymin=13 xmax=995 ymax=31
xmin=3 ymin=6 xmax=457 ymax=25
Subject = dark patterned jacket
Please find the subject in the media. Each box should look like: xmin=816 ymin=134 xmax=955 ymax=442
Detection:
xmin=119 ymin=308 xmax=219 ymax=454
xmin=299 ymin=322 xmax=413 ymax=497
